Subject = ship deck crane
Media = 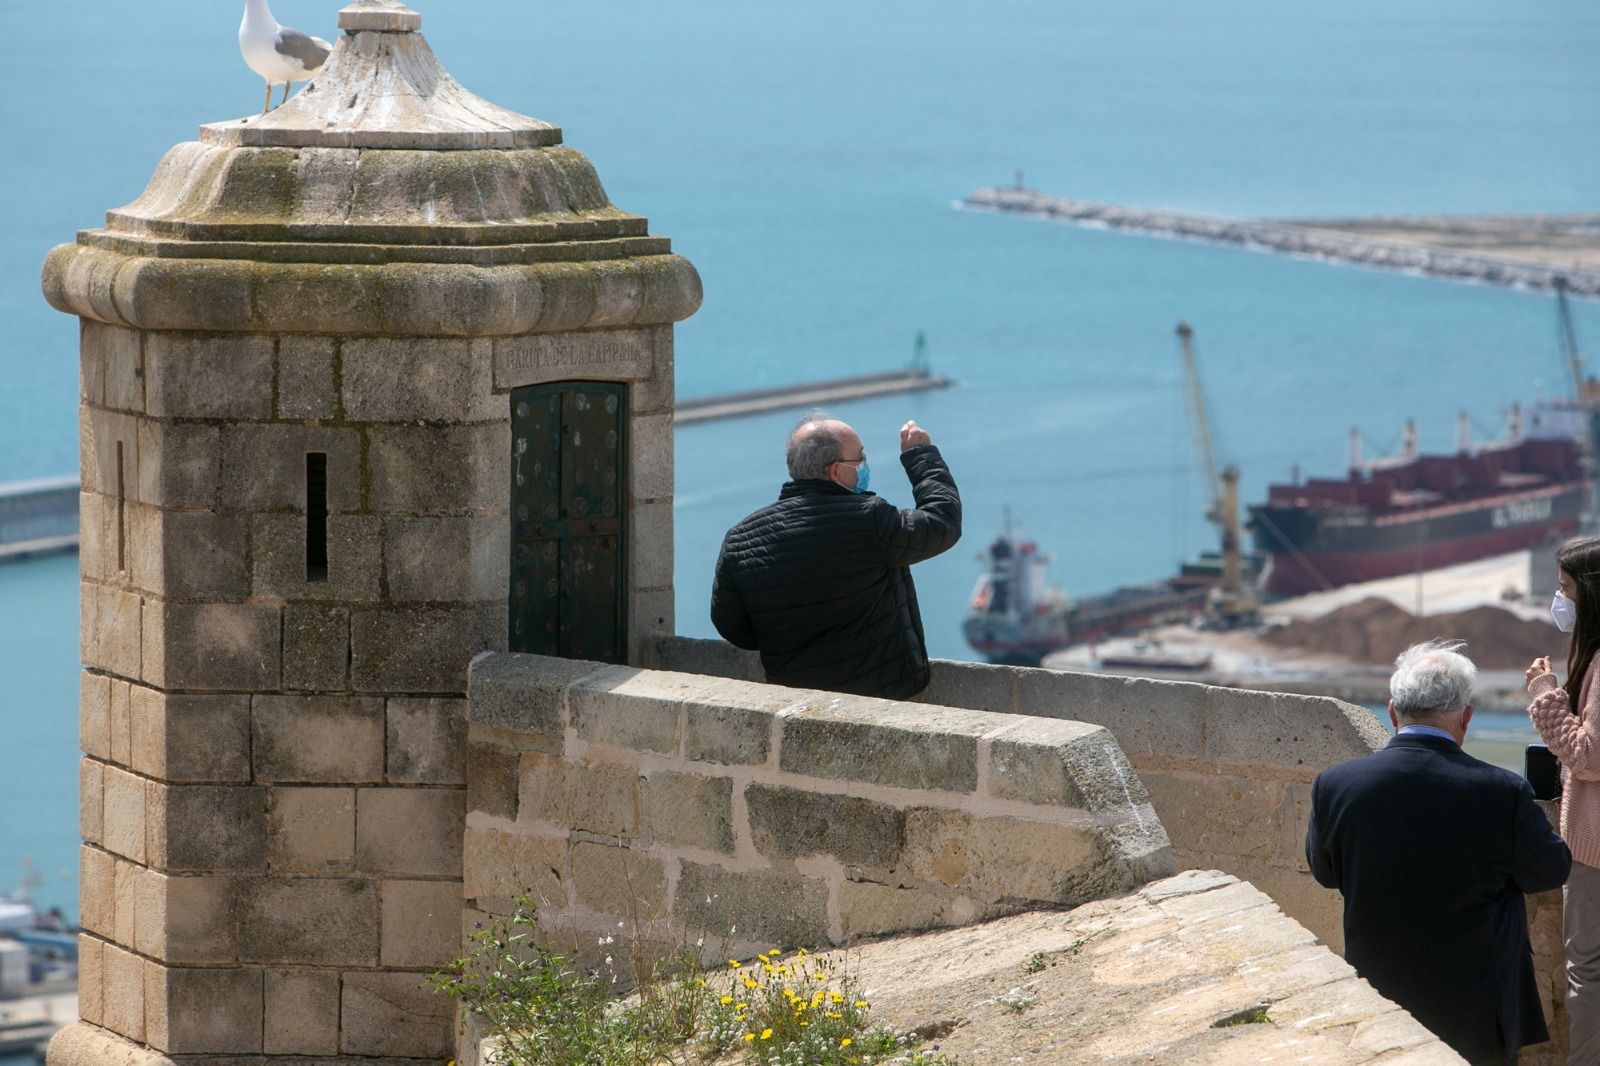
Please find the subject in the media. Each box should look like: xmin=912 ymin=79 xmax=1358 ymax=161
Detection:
xmin=1176 ymin=322 xmax=1258 ymax=626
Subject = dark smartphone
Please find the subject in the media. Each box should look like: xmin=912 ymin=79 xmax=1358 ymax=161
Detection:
xmin=1526 ymin=743 xmax=1561 ymax=801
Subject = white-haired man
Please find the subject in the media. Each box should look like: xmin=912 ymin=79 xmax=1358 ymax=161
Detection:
xmin=1306 ymin=640 xmax=1570 ymax=1065
xmin=711 ymin=414 xmax=960 ymax=698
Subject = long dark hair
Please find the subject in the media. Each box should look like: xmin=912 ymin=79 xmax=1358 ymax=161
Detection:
xmin=1558 ymin=536 xmax=1600 ymax=707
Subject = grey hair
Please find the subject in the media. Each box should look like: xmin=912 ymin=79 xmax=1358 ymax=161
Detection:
xmin=786 ymin=411 xmax=845 ymax=480
xmin=1389 ymin=639 xmax=1476 ymax=719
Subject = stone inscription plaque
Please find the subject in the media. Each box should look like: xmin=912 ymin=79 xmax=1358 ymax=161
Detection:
xmin=494 ymin=330 xmax=650 ymax=390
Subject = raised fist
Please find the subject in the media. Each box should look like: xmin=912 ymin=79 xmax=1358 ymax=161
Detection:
xmin=900 ymin=420 xmax=931 ymax=452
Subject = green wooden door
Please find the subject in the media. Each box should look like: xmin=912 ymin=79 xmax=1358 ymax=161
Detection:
xmin=509 ymin=382 xmax=628 ymax=663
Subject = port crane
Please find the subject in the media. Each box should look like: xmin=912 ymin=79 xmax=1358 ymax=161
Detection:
xmin=1175 ymin=322 xmax=1258 ymax=625
xmin=1556 ymin=277 xmax=1600 ymax=533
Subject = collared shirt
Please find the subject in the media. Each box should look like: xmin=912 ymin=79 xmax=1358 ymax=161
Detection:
xmin=1397 ymin=724 xmax=1458 ymax=746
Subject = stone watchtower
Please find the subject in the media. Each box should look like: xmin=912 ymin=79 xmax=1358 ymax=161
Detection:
xmin=42 ymin=2 xmax=699 ymax=1060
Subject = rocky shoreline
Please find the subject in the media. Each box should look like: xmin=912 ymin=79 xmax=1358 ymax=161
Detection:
xmin=963 ymin=185 xmax=1600 ymax=297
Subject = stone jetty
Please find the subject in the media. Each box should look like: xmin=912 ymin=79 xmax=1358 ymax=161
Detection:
xmin=964 ymin=185 xmax=1600 ymax=297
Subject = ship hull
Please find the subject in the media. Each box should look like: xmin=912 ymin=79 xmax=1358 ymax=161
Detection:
xmin=1252 ymin=483 xmax=1584 ymax=596
xmin=963 ymin=585 xmax=1206 ymax=665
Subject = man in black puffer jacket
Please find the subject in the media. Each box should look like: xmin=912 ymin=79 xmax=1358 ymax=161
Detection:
xmin=711 ymin=414 xmax=961 ymax=699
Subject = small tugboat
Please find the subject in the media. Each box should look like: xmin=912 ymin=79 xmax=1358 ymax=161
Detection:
xmin=961 ymin=514 xmax=1228 ymax=666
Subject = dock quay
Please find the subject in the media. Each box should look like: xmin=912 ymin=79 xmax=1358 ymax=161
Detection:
xmin=0 ymin=991 xmax=73 ymax=1059
xmin=1046 ymin=548 xmax=1548 ymax=713
xmin=0 ymin=477 xmax=78 ymax=561
xmin=675 ymin=367 xmax=952 ymax=425
xmin=962 ymin=185 xmax=1600 ymax=297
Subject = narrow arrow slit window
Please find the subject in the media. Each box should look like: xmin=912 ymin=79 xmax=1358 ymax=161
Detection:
xmin=306 ymin=452 xmax=328 ymax=582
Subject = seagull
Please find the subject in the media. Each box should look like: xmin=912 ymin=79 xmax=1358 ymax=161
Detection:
xmin=239 ymin=0 xmax=333 ymax=114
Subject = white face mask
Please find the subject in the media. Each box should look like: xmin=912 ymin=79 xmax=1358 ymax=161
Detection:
xmin=1553 ymin=591 xmax=1578 ymax=634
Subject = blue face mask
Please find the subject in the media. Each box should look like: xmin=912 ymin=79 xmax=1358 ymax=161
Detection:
xmin=848 ymin=461 xmax=871 ymax=494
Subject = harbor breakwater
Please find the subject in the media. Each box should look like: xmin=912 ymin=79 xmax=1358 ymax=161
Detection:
xmin=963 ymin=186 xmax=1600 ymax=298
xmin=0 ymin=477 xmax=77 ymax=561
xmin=674 ymin=367 xmax=951 ymax=424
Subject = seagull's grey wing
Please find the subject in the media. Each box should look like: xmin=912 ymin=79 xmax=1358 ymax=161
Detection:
xmin=275 ymin=28 xmax=331 ymax=69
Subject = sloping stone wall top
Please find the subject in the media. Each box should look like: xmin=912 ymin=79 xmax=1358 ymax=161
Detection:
xmin=808 ymin=869 xmax=1463 ymax=1064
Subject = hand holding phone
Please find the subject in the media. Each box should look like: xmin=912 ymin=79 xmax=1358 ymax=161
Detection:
xmin=1526 ymin=743 xmax=1561 ymax=801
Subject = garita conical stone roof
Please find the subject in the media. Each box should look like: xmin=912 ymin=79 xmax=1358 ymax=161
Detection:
xmin=43 ymin=0 xmax=701 ymax=336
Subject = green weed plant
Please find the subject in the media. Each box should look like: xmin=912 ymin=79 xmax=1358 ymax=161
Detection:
xmin=430 ymin=896 xmax=967 ymax=1066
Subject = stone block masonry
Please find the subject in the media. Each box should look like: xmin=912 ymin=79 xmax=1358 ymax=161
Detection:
xmin=652 ymin=636 xmax=1384 ymax=956
xmin=464 ymin=653 xmax=1175 ymax=963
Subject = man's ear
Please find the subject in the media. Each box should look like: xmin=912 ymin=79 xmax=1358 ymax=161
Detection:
xmin=1387 ymin=698 xmax=1400 ymax=732
xmin=1461 ymin=704 xmax=1473 ymax=732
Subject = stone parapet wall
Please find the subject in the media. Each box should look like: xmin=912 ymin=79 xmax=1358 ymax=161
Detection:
xmin=464 ymin=653 xmax=1175 ymax=966
xmin=647 ymin=637 xmax=1385 ymax=952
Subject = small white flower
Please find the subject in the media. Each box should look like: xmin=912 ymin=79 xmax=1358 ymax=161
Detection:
xmin=696 ymin=937 xmax=705 ymax=947
xmin=604 ymin=955 xmax=613 ymax=965
xmin=730 ymin=924 xmax=737 ymax=934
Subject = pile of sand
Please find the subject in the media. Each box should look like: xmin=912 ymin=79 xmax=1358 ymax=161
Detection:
xmin=1264 ymin=597 xmax=1567 ymax=669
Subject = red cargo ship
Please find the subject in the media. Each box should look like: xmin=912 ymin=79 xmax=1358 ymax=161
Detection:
xmin=1249 ymin=407 xmax=1590 ymax=596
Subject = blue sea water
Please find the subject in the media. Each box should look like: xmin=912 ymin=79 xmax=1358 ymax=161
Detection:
xmin=0 ymin=0 xmax=1597 ymax=1009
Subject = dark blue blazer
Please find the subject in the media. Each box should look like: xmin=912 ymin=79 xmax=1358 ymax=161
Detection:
xmin=1306 ymin=733 xmax=1570 ymax=1063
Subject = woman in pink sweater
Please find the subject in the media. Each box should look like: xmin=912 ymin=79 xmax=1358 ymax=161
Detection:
xmin=1528 ymin=536 xmax=1600 ymax=1063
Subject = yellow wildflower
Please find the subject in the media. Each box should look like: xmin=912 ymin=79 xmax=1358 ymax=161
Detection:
xmin=854 ymin=999 xmax=868 ymax=1008
xmin=736 ymin=1003 xmax=748 ymax=1011
xmin=743 ymin=1033 xmax=755 ymax=1043
xmin=728 ymin=960 xmax=741 ymax=968
xmin=830 ymin=992 xmax=844 ymax=1003
xmin=719 ymin=995 xmax=733 ymax=1005
xmin=768 ymin=948 xmax=782 ymax=956
xmin=761 ymin=1028 xmax=773 ymax=1040
xmin=841 ymin=1038 xmax=853 ymax=1047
